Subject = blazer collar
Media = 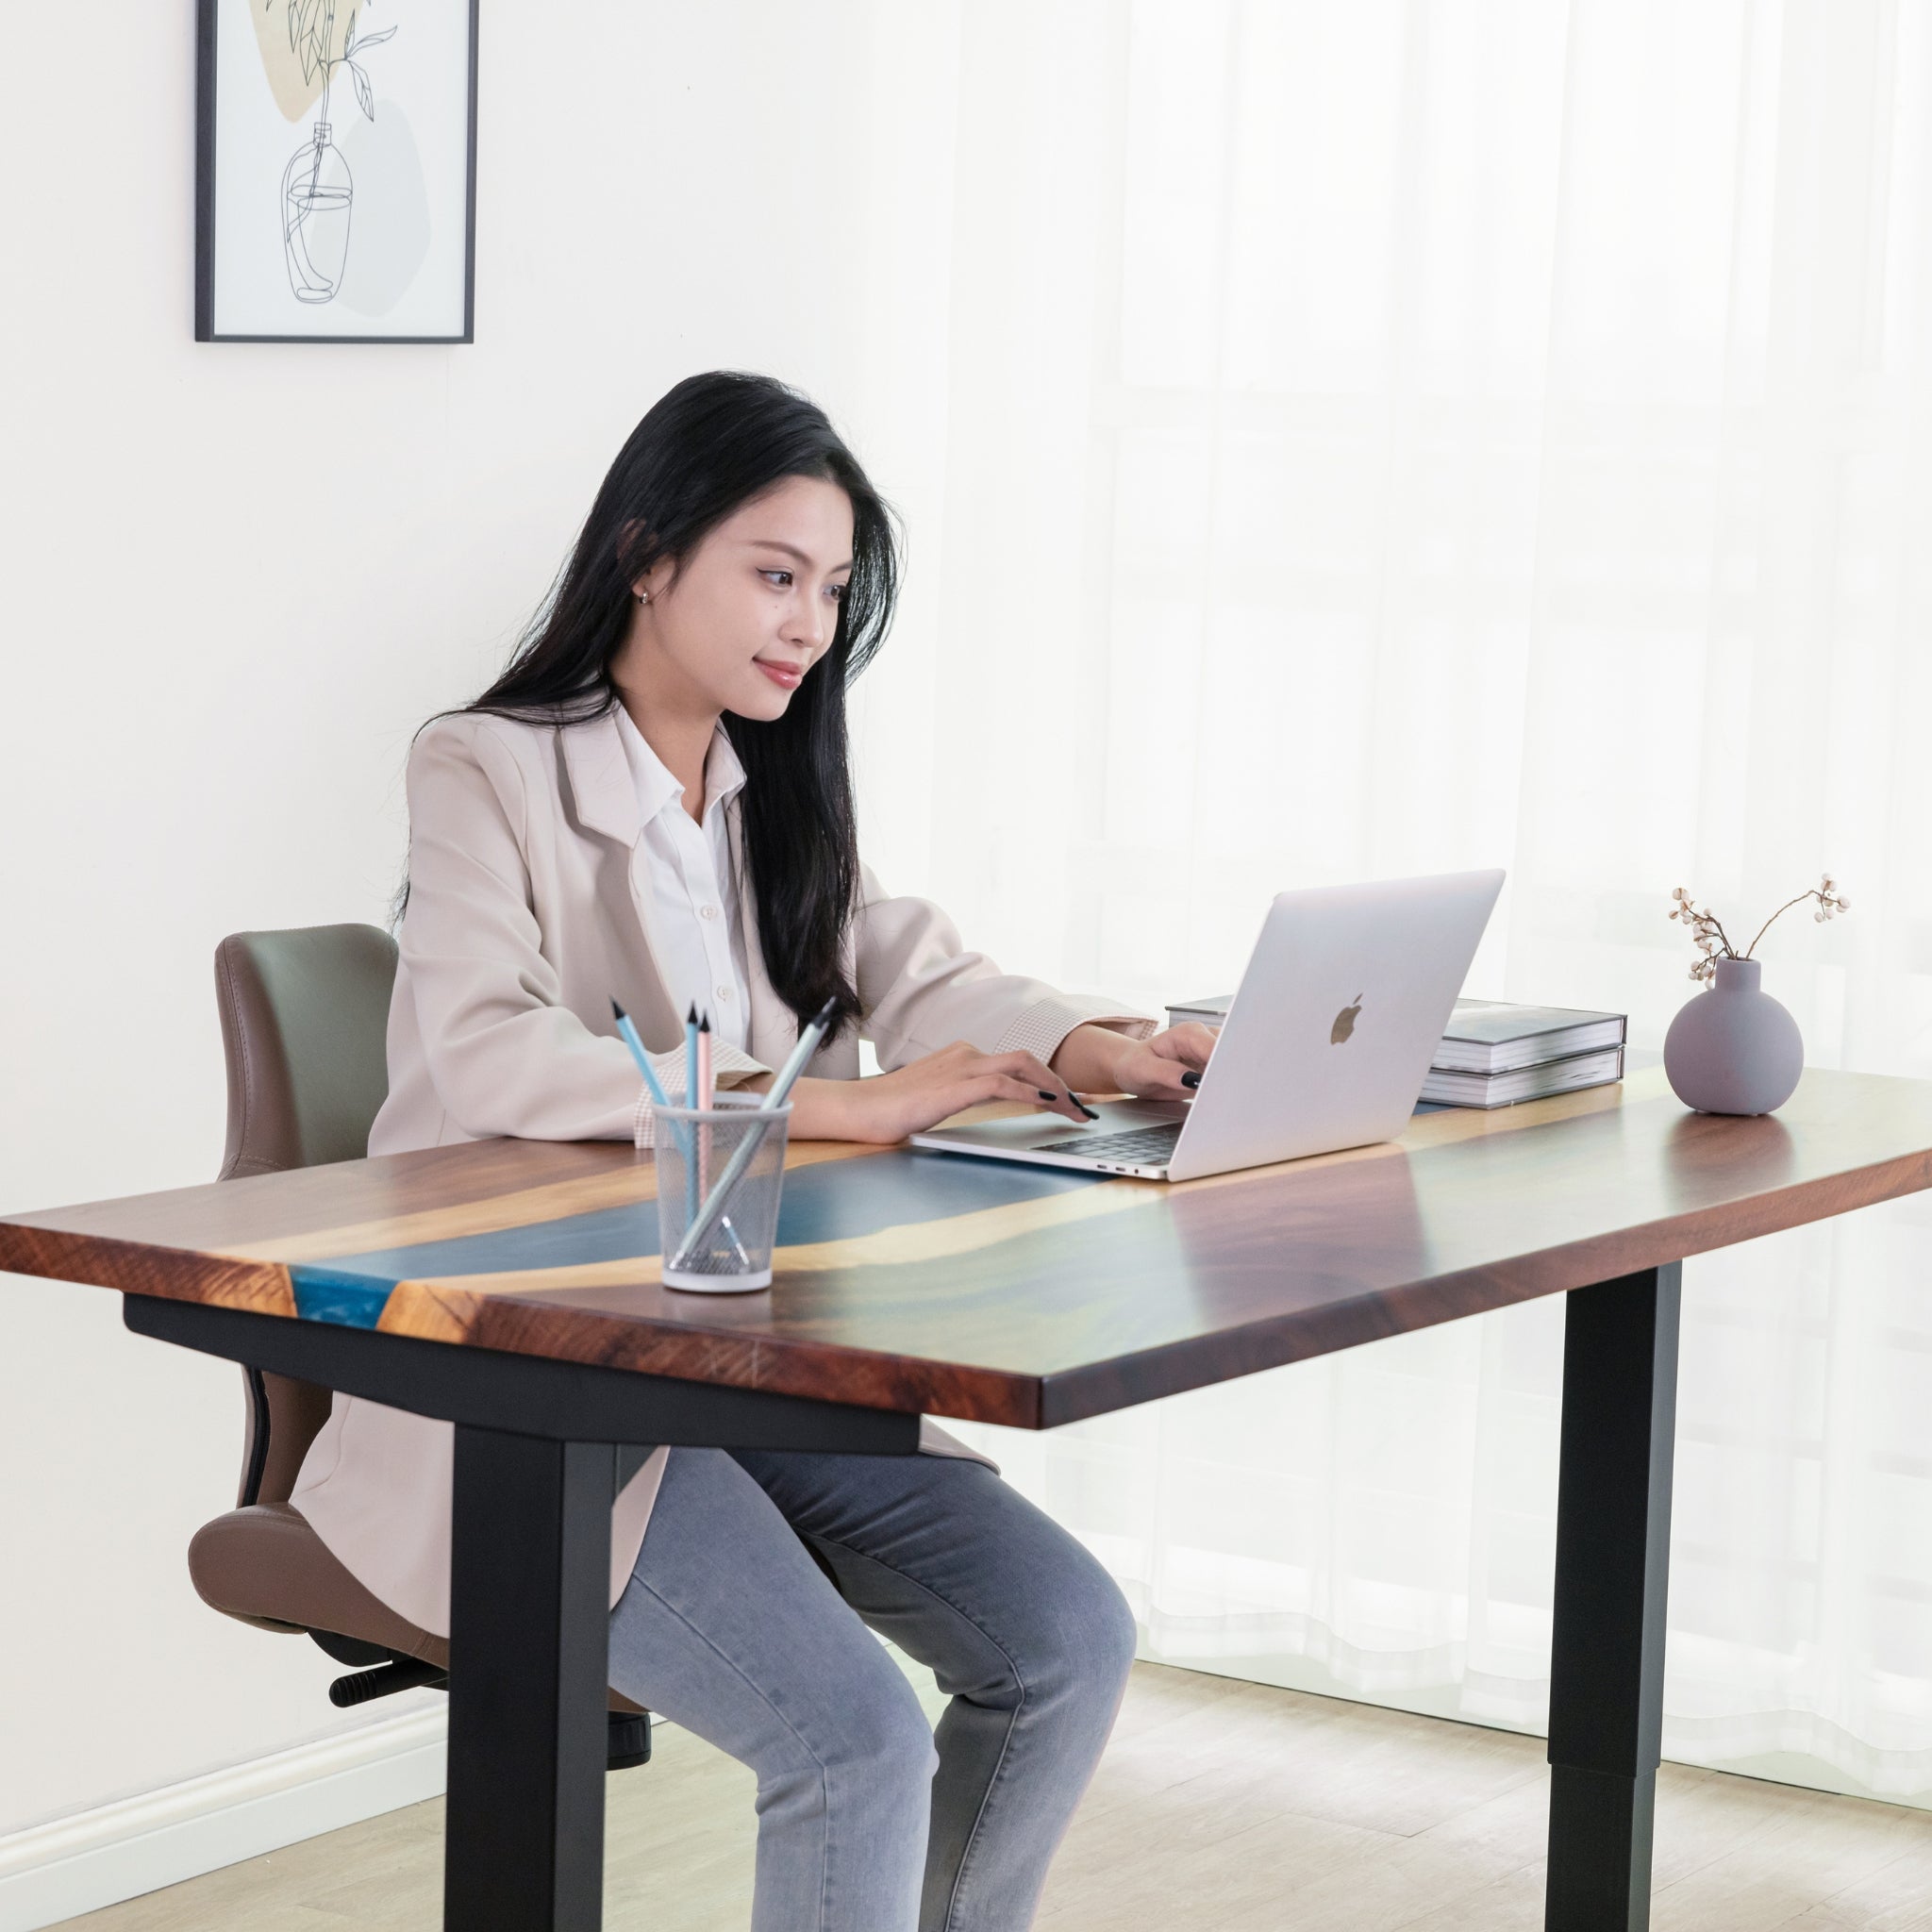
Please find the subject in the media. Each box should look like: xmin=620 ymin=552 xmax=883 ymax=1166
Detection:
xmin=563 ymin=706 xmax=752 ymax=844
xmin=559 ymin=707 xmax=640 ymax=847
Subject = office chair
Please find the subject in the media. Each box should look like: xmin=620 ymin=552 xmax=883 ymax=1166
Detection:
xmin=186 ymin=924 xmax=651 ymax=1770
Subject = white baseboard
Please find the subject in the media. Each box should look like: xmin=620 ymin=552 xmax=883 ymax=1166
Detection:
xmin=0 ymin=1704 xmax=448 ymax=1932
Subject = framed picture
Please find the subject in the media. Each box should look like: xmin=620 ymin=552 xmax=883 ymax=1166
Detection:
xmin=195 ymin=0 xmax=478 ymax=343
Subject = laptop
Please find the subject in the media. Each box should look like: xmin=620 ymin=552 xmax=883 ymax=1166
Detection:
xmin=909 ymin=869 xmax=1506 ymax=1182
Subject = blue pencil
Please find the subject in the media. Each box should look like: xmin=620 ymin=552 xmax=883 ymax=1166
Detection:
xmin=609 ymin=1000 xmax=672 ymax=1109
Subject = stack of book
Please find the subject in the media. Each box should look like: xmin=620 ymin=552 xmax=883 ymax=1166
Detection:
xmin=1163 ymin=994 xmax=1627 ymax=1109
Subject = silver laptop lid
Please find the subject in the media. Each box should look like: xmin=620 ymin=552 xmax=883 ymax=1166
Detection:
xmin=1166 ymin=869 xmax=1505 ymax=1181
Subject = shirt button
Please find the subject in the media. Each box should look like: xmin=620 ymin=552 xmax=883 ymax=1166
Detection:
xmin=715 ymin=986 xmax=733 ymax=1002
xmin=700 ymin=905 xmax=719 ymax=921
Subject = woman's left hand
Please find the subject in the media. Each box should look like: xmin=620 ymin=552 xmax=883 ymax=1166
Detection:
xmin=1051 ymin=1022 xmax=1218 ymax=1102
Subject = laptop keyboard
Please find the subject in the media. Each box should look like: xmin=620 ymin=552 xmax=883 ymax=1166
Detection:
xmin=1032 ymin=1124 xmax=1182 ymax=1164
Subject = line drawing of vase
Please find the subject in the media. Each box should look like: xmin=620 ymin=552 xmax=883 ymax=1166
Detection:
xmin=275 ymin=0 xmax=397 ymax=308
xmin=283 ymin=119 xmax=353 ymax=303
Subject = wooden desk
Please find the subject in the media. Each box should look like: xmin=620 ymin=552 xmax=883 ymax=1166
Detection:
xmin=7 ymin=1063 xmax=1932 ymax=1931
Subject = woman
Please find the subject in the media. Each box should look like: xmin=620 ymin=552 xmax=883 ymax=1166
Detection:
xmin=291 ymin=371 xmax=1216 ymax=1931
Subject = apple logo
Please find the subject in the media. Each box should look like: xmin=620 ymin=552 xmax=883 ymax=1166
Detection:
xmin=1330 ymin=993 xmax=1363 ymax=1045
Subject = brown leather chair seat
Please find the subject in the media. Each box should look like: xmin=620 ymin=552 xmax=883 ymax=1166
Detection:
xmin=194 ymin=926 xmax=647 ymax=1747
xmin=189 ymin=1500 xmax=647 ymax=1717
xmin=191 ymin=1501 xmax=448 ymax=1664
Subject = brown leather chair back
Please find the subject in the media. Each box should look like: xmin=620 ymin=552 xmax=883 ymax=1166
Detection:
xmin=214 ymin=924 xmax=396 ymax=1506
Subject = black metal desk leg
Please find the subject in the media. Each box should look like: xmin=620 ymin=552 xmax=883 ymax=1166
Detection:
xmin=1545 ymin=1262 xmax=1682 ymax=1931
xmin=445 ymin=1428 xmax=614 ymax=1932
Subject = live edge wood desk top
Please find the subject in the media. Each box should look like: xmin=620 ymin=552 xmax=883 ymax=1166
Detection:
xmin=6 ymin=1065 xmax=1932 ymax=1431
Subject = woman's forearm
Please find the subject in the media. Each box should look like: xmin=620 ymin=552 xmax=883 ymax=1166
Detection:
xmin=731 ymin=1072 xmax=860 ymax=1141
xmin=733 ymin=1046 xmax=1099 ymax=1142
xmin=1047 ymin=1024 xmax=1138 ymax=1096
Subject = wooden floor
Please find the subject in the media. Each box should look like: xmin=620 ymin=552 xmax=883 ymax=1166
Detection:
xmin=67 ymin=1661 xmax=1932 ymax=1930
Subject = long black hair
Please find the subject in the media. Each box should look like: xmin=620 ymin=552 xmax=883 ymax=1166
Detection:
xmin=464 ymin=371 xmax=900 ymax=1037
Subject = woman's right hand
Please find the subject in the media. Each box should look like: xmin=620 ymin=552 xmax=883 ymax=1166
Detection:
xmin=771 ymin=1043 xmax=1094 ymax=1144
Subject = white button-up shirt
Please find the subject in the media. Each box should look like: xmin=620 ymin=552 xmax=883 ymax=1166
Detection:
xmin=614 ymin=708 xmax=755 ymax=1057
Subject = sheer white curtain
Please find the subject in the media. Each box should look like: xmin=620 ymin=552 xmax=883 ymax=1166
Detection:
xmin=843 ymin=0 xmax=1932 ymax=1800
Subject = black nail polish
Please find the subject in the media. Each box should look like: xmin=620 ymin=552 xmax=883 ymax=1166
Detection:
xmin=1038 ymin=1089 xmax=1058 ymax=1103
xmin=1182 ymin=1070 xmax=1201 ymax=1089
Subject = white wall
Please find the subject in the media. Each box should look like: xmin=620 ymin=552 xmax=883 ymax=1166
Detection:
xmin=0 ymin=0 xmax=963 ymax=1843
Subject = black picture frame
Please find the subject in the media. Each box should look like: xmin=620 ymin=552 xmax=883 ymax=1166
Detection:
xmin=194 ymin=0 xmax=478 ymax=344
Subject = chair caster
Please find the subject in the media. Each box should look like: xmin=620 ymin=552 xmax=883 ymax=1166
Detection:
xmin=608 ymin=1709 xmax=652 ymax=1771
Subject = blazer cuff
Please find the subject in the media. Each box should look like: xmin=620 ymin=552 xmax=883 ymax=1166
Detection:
xmin=994 ymin=994 xmax=1159 ymax=1069
xmin=631 ymin=1041 xmax=773 ymax=1149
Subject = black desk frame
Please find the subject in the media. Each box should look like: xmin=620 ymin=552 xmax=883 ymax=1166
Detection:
xmin=126 ymin=1259 xmax=1682 ymax=1932
xmin=126 ymin=1294 xmax=918 ymax=1932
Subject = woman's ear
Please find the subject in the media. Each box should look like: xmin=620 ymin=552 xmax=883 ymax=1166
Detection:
xmin=620 ymin=519 xmax=672 ymax=604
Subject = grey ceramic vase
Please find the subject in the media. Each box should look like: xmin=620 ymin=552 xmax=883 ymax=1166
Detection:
xmin=1663 ymin=957 xmax=1804 ymax=1114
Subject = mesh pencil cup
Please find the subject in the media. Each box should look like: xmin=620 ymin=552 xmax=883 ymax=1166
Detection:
xmin=651 ymin=1092 xmax=792 ymax=1292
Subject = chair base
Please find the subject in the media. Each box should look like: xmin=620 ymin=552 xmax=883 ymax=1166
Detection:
xmin=310 ymin=1631 xmax=651 ymax=1771
xmin=329 ymin=1654 xmax=449 ymax=1707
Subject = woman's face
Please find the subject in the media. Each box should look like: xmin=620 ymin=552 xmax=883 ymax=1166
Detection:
xmin=621 ymin=475 xmax=856 ymax=724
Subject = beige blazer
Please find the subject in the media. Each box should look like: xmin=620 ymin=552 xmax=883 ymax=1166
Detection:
xmin=291 ymin=707 xmax=1155 ymax=1636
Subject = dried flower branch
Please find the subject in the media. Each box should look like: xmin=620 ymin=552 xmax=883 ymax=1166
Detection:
xmin=1668 ymin=875 xmax=1850 ymax=983
xmin=267 ymin=0 xmax=395 ymax=120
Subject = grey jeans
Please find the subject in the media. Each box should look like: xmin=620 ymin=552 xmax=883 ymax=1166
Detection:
xmin=605 ymin=1443 xmax=1138 ymax=1932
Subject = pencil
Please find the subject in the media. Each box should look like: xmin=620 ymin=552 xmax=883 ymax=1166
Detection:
xmin=609 ymin=1000 xmax=671 ymax=1109
xmin=684 ymin=1003 xmax=700 ymax=1231
xmin=696 ymin=1010 xmax=714 ymax=1228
